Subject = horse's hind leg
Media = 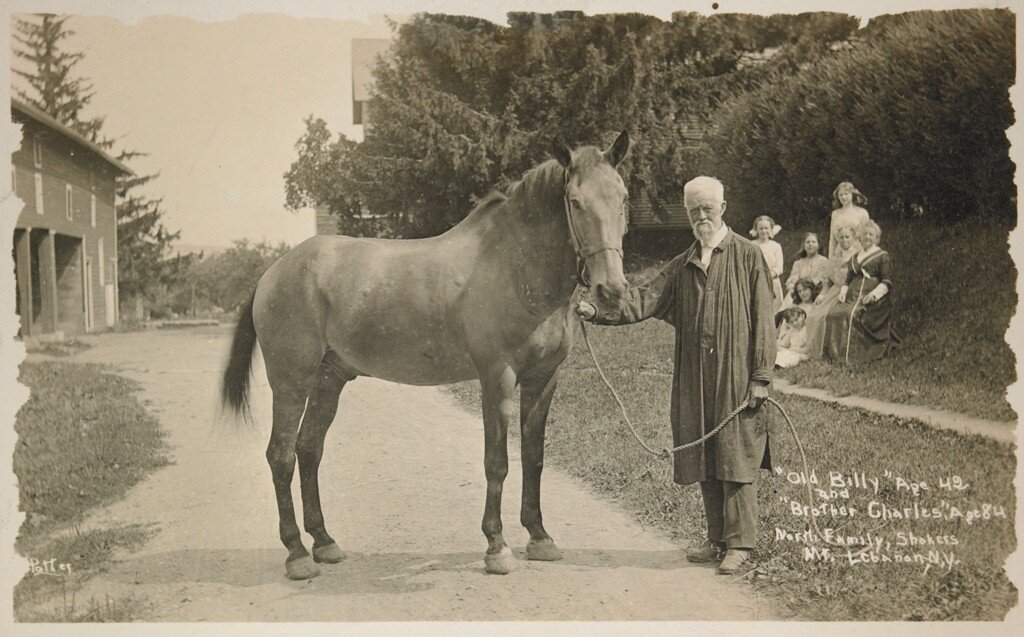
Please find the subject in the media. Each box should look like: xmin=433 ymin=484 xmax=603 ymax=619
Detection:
xmin=296 ymin=361 xmax=349 ymax=564
xmin=520 ymin=367 xmax=563 ymax=561
xmin=267 ymin=384 xmax=320 ymax=580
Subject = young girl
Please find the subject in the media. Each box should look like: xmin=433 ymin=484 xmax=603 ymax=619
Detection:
xmin=776 ymin=306 xmax=809 ymax=368
xmin=751 ymin=215 xmax=784 ymax=312
xmin=791 ymin=278 xmax=821 ymax=306
xmin=776 ymin=278 xmax=820 ymax=327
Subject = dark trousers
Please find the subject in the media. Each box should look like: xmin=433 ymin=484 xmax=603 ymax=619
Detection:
xmin=699 ymin=477 xmax=758 ymax=550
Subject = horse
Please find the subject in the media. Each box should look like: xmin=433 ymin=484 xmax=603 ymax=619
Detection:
xmin=220 ymin=132 xmax=631 ymax=579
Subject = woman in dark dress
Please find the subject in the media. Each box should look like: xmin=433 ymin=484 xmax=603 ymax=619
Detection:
xmin=823 ymin=220 xmax=894 ymax=363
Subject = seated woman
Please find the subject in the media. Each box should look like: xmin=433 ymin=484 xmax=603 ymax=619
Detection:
xmin=780 ymin=233 xmax=829 ymax=312
xmin=822 ymin=220 xmax=895 ymax=363
xmin=804 ymin=226 xmax=859 ymax=359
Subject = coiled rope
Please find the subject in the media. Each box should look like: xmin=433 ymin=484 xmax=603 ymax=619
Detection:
xmin=578 ymin=319 xmax=829 ymax=545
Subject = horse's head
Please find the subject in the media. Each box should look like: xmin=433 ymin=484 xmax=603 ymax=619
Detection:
xmin=553 ymin=131 xmax=630 ymax=312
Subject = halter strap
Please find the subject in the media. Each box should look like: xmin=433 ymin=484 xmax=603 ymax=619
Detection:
xmin=562 ymin=168 xmax=624 ymax=289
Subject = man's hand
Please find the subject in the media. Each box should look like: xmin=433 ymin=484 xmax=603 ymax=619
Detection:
xmin=575 ymin=301 xmax=597 ymax=321
xmin=746 ymin=382 xmax=769 ymax=409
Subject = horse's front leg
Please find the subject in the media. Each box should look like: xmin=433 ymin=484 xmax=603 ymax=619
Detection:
xmin=520 ymin=366 xmax=563 ymax=561
xmin=479 ymin=363 xmax=517 ymax=574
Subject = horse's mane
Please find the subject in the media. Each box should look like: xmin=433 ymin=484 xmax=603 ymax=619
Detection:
xmin=465 ymin=147 xmax=605 ymax=222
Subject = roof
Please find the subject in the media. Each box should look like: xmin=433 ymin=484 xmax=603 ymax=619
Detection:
xmin=11 ymin=97 xmax=134 ymax=176
xmin=351 ymin=38 xmax=391 ymax=102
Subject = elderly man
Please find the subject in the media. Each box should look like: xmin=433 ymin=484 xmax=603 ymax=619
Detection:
xmin=577 ymin=176 xmax=776 ymax=574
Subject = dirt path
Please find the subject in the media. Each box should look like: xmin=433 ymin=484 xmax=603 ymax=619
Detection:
xmin=41 ymin=326 xmax=781 ymax=621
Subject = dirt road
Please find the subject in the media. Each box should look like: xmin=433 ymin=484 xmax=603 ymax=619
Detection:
xmin=41 ymin=326 xmax=780 ymax=621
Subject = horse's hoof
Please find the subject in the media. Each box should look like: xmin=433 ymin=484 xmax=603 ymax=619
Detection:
xmin=484 ymin=547 xmax=518 ymax=575
xmin=285 ymin=555 xmax=321 ymax=580
xmin=526 ymin=538 xmax=563 ymax=561
xmin=312 ymin=543 xmax=347 ymax=564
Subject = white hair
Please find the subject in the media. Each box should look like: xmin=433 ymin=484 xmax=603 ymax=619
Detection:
xmin=683 ymin=176 xmax=725 ymax=203
xmin=860 ymin=220 xmax=882 ymax=237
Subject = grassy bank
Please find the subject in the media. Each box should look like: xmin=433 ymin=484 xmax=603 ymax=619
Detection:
xmin=448 ymin=352 xmax=1016 ymax=619
xmin=623 ymin=218 xmax=1016 ymax=421
xmin=14 ymin=362 xmax=170 ymax=622
xmin=446 ymin=258 xmax=1017 ymax=619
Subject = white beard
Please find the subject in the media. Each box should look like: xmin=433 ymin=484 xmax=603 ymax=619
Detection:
xmin=693 ymin=222 xmax=714 ymax=243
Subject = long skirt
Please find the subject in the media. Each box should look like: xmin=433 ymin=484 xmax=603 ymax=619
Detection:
xmin=822 ymin=276 xmax=893 ymax=363
xmin=803 ymin=286 xmax=840 ymax=359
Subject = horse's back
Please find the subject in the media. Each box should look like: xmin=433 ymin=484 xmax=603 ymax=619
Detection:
xmin=256 ymin=232 xmax=482 ymax=385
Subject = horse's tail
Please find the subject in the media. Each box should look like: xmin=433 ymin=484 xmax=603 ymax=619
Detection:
xmin=221 ymin=289 xmax=258 ymax=423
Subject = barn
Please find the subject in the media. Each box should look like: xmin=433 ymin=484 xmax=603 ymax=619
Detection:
xmin=11 ymin=97 xmax=133 ymax=338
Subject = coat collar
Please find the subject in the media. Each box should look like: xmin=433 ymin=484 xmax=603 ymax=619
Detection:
xmin=685 ymin=227 xmax=737 ymax=268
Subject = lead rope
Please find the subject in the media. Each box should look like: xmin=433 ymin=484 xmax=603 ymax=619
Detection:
xmin=577 ymin=318 xmax=829 ymax=545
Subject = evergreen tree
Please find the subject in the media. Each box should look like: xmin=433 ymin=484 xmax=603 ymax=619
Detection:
xmin=13 ymin=13 xmax=106 ymax=143
xmin=286 ymin=11 xmax=858 ymax=237
xmin=13 ymin=13 xmax=182 ymax=309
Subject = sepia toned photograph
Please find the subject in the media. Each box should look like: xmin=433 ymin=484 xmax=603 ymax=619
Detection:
xmin=0 ymin=0 xmax=1020 ymax=629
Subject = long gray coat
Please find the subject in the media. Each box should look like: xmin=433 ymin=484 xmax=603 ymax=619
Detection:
xmin=594 ymin=229 xmax=777 ymax=485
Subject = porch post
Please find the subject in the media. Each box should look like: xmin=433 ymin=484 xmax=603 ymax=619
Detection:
xmin=15 ymin=228 xmax=33 ymax=336
xmin=44 ymin=229 xmax=59 ymax=333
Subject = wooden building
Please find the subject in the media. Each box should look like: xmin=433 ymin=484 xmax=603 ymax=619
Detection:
xmin=11 ymin=98 xmax=133 ymax=338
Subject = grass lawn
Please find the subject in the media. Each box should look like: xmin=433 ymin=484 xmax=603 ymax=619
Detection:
xmin=771 ymin=218 xmax=1015 ymax=421
xmin=13 ymin=362 xmax=170 ymax=622
xmin=623 ymin=217 xmax=1017 ymax=421
xmin=446 ymin=247 xmax=1018 ymax=619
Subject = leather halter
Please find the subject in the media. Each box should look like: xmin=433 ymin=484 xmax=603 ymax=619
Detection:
xmin=562 ymin=167 xmax=624 ymax=289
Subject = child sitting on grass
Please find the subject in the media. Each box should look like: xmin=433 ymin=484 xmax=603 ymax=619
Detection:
xmin=776 ymin=306 xmax=809 ymax=368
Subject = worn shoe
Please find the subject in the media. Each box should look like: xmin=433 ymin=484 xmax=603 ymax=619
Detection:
xmin=717 ymin=548 xmax=752 ymax=574
xmin=686 ymin=541 xmax=724 ymax=563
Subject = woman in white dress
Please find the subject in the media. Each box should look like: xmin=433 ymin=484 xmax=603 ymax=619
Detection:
xmin=750 ymin=215 xmax=784 ymax=312
xmin=780 ymin=232 xmax=829 ymax=312
xmin=828 ymin=182 xmax=871 ymax=257
xmin=804 ymin=226 xmax=860 ymax=358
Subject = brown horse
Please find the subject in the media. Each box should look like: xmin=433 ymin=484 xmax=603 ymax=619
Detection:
xmin=221 ymin=132 xmax=631 ymax=579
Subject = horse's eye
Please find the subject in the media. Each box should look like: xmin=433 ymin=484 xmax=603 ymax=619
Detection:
xmin=569 ymin=198 xmax=583 ymax=209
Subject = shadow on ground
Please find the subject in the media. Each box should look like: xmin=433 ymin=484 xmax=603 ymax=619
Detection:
xmin=100 ymin=546 xmax=698 ymax=595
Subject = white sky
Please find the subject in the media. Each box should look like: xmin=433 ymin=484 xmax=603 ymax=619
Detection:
xmin=14 ymin=12 xmax=393 ymax=248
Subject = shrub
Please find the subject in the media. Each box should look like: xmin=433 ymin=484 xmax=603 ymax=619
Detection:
xmin=703 ymin=9 xmax=1015 ymax=225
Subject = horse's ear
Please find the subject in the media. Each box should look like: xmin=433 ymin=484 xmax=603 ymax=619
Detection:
xmin=552 ymin=139 xmax=572 ymax=168
xmin=605 ymin=129 xmax=630 ymax=167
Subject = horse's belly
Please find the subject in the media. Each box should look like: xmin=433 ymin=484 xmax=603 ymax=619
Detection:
xmin=328 ymin=320 xmax=478 ymax=386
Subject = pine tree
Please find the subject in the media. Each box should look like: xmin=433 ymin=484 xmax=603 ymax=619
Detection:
xmin=13 ymin=13 xmax=106 ymax=143
xmin=13 ymin=13 xmax=182 ymax=311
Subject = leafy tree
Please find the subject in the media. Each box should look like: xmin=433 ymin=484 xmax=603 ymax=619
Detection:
xmin=12 ymin=13 xmax=183 ymax=310
xmin=283 ymin=117 xmax=379 ymax=235
xmin=286 ymin=11 xmax=858 ymax=237
xmin=704 ymin=9 xmax=1015 ymax=225
xmin=187 ymin=240 xmax=291 ymax=313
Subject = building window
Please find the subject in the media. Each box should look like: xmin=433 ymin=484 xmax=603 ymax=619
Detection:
xmin=34 ymin=173 xmax=43 ymax=214
xmin=10 ymin=167 xmax=16 ymax=196
xmin=33 ymin=134 xmax=42 ymax=168
xmin=98 ymin=237 xmax=106 ymax=286
xmin=90 ymin=194 xmax=97 ymax=227
xmin=65 ymin=184 xmax=73 ymax=220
